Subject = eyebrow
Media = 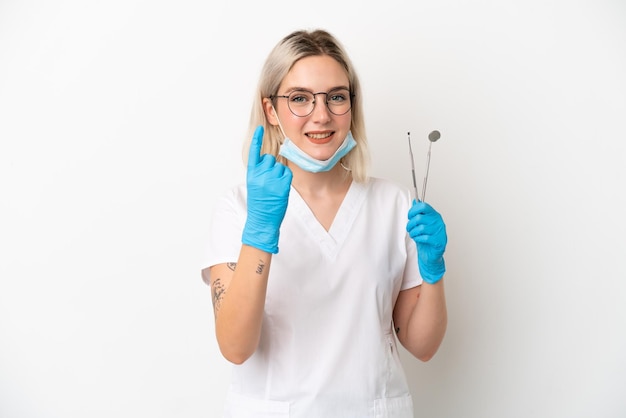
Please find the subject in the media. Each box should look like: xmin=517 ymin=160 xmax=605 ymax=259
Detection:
xmin=283 ymin=85 xmax=350 ymax=94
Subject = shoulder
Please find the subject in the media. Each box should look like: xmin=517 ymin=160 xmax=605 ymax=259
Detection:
xmin=364 ymin=177 xmax=412 ymax=201
xmin=221 ymin=183 xmax=246 ymax=201
xmin=213 ymin=183 xmax=247 ymax=214
xmin=356 ymin=177 xmax=413 ymax=217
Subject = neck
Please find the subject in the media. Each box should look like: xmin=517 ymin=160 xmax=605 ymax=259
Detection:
xmin=288 ymin=161 xmax=352 ymax=197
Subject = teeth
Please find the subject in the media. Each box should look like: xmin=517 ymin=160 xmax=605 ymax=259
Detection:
xmin=308 ymin=132 xmax=332 ymax=139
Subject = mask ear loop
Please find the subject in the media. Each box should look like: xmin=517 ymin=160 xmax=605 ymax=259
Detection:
xmin=271 ymin=104 xmax=288 ymax=142
xmin=341 ymin=126 xmax=354 ymax=171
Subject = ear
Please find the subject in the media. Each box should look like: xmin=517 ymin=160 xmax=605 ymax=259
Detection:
xmin=262 ymin=98 xmax=279 ymax=126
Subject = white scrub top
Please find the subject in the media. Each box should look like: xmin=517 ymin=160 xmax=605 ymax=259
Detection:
xmin=205 ymin=177 xmax=422 ymax=418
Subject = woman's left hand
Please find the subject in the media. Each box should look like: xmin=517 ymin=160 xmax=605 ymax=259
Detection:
xmin=406 ymin=200 xmax=447 ymax=284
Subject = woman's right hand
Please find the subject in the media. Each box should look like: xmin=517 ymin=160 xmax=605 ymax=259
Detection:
xmin=242 ymin=125 xmax=293 ymax=254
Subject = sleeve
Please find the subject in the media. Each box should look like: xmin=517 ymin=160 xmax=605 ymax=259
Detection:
xmin=203 ymin=185 xmax=247 ymax=279
xmin=399 ymin=186 xmax=423 ymax=291
xmin=401 ymin=233 xmax=422 ymax=291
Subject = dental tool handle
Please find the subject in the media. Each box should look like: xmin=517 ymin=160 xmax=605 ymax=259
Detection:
xmin=421 ymin=142 xmax=432 ymax=202
xmin=412 ymin=171 xmax=419 ymax=201
xmin=407 ymin=132 xmax=419 ymax=200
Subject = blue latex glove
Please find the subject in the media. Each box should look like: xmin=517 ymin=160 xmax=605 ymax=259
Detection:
xmin=406 ymin=200 xmax=447 ymax=284
xmin=242 ymin=126 xmax=292 ymax=254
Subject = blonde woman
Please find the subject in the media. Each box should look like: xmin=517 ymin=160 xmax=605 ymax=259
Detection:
xmin=203 ymin=29 xmax=448 ymax=418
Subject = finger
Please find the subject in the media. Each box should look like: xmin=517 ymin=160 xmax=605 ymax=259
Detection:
xmin=271 ymin=161 xmax=285 ymax=177
xmin=247 ymin=125 xmax=264 ymax=169
xmin=282 ymin=165 xmax=293 ymax=182
xmin=408 ymin=201 xmax=429 ymax=218
xmin=256 ymin=153 xmax=276 ymax=172
xmin=407 ymin=217 xmax=434 ymax=233
xmin=273 ymin=163 xmax=293 ymax=187
xmin=408 ymin=212 xmax=444 ymax=232
xmin=407 ymin=222 xmax=425 ymax=238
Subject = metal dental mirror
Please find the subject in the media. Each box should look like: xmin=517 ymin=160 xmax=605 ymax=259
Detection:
xmin=407 ymin=130 xmax=441 ymax=202
xmin=422 ymin=130 xmax=440 ymax=202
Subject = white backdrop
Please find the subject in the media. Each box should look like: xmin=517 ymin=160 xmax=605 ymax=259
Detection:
xmin=1 ymin=0 xmax=625 ymax=417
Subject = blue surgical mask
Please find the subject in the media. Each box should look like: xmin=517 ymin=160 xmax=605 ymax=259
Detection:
xmin=279 ymin=131 xmax=356 ymax=173
xmin=272 ymin=106 xmax=356 ymax=173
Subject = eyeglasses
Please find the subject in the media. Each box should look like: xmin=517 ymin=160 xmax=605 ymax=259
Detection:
xmin=270 ymin=88 xmax=354 ymax=117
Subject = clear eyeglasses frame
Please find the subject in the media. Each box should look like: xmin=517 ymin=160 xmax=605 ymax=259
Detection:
xmin=270 ymin=88 xmax=354 ymax=117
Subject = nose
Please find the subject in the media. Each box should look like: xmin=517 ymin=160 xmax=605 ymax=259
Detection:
xmin=311 ymin=93 xmax=332 ymax=123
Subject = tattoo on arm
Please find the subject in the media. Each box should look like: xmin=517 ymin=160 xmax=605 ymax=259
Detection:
xmin=255 ymin=259 xmax=266 ymax=275
xmin=211 ymin=261 xmax=263 ymax=314
xmin=395 ymin=327 xmax=400 ymax=335
xmin=211 ymin=278 xmax=226 ymax=313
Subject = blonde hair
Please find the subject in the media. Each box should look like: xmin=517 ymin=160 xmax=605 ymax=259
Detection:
xmin=243 ymin=29 xmax=370 ymax=183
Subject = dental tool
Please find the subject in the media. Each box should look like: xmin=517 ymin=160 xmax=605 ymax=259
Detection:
xmin=421 ymin=130 xmax=440 ymax=202
xmin=407 ymin=132 xmax=419 ymax=200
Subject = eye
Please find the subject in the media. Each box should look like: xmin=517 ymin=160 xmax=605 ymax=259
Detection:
xmin=327 ymin=89 xmax=349 ymax=103
xmin=289 ymin=91 xmax=313 ymax=104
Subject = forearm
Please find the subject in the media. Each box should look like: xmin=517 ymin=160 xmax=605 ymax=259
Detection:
xmin=215 ymin=245 xmax=271 ymax=364
xmin=402 ymin=280 xmax=447 ymax=361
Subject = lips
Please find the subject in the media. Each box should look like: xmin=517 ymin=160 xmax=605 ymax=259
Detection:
xmin=306 ymin=131 xmax=334 ymax=144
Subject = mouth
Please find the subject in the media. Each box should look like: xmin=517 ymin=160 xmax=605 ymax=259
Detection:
xmin=305 ymin=131 xmax=334 ymax=144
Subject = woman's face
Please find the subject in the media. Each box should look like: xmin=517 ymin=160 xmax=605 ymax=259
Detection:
xmin=266 ymin=55 xmax=352 ymax=162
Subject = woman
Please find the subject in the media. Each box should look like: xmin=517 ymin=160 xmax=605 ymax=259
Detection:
xmin=203 ymin=29 xmax=448 ymax=417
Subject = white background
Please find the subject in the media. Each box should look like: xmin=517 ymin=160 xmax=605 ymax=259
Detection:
xmin=1 ymin=0 xmax=625 ymax=417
